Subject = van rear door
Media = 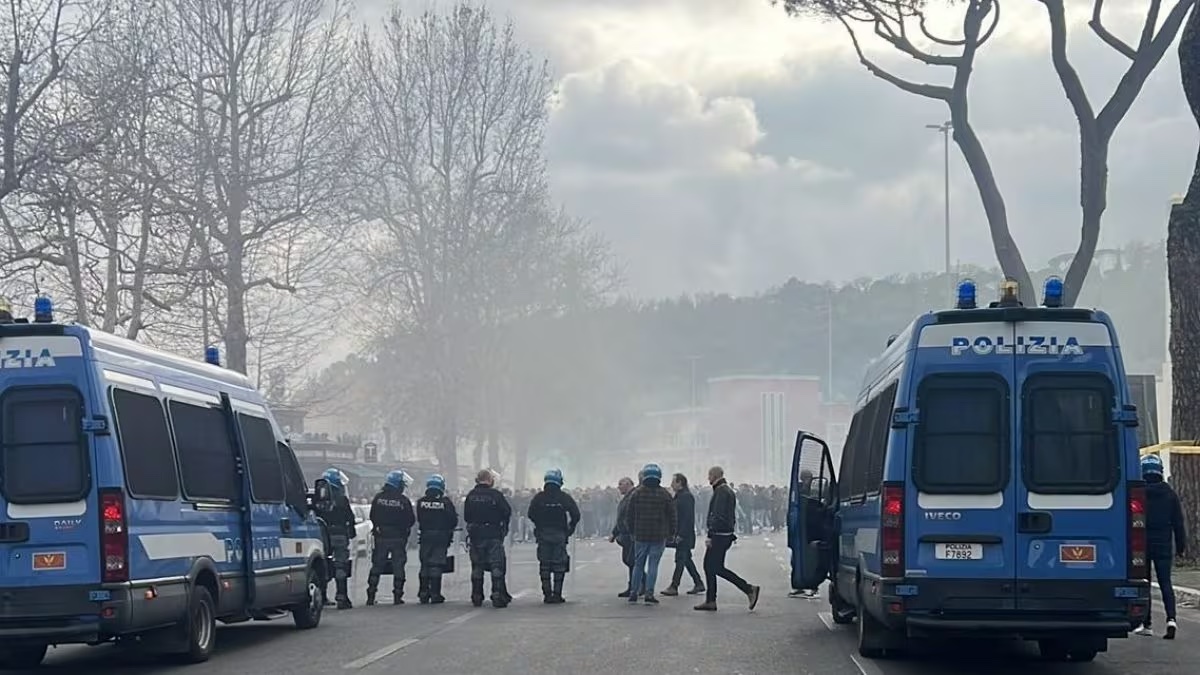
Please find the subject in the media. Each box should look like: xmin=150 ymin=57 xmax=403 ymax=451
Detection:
xmin=909 ymin=321 xmax=1018 ymax=613
xmin=0 ymin=332 xmax=101 ymax=591
xmin=1012 ymin=320 xmax=1127 ymax=614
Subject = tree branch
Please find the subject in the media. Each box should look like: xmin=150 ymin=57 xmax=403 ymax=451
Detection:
xmin=837 ymin=15 xmax=952 ymax=100
xmin=1088 ymin=0 xmax=1138 ymax=60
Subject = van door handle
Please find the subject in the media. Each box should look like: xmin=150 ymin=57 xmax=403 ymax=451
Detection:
xmin=1017 ymin=511 xmax=1052 ymax=534
xmin=280 ymin=518 xmax=292 ymax=534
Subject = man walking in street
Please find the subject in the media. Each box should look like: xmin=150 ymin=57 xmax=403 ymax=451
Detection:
xmin=623 ymin=463 xmax=676 ymax=604
xmin=695 ymin=466 xmax=760 ymax=612
xmin=661 ymin=473 xmax=704 ymax=597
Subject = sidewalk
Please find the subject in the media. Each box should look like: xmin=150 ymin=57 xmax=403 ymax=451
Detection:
xmin=1156 ymin=567 xmax=1200 ymax=608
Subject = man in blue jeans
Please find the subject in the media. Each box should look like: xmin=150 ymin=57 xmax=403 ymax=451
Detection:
xmin=621 ymin=463 xmax=676 ymax=604
xmin=1135 ymin=454 xmax=1188 ymax=639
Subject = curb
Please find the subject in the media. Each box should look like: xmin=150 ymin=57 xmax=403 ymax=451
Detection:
xmin=1153 ymin=581 xmax=1200 ymax=607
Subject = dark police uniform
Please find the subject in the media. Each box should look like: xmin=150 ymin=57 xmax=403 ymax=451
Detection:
xmin=416 ymin=488 xmax=457 ymax=604
xmin=316 ymin=487 xmax=357 ymax=609
xmin=528 ymin=484 xmax=580 ymax=603
xmin=464 ymin=483 xmax=512 ymax=607
xmin=367 ymin=484 xmax=416 ymax=604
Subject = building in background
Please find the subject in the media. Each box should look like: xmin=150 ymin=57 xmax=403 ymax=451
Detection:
xmin=633 ymin=375 xmax=852 ymax=486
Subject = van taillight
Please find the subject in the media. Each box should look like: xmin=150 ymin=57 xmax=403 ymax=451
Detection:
xmin=1129 ymin=483 xmax=1147 ymax=581
xmin=881 ymin=483 xmax=905 ymax=578
xmin=100 ymin=488 xmax=128 ymax=583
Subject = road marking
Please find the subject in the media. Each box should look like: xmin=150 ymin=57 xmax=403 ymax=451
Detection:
xmin=766 ymin=541 xmax=775 ymax=548
xmin=343 ymin=639 xmax=419 ymax=670
xmin=344 ymin=589 xmax=532 ymax=669
xmin=817 ymin=611 xmax=835 ymax=631
xmin=850 ymin=654 xmax=883 ymax=675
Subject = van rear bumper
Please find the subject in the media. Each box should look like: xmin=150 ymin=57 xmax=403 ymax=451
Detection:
xmin=874 ymin=577 xmax=1148 ymax=638
xmin=0 ymin=584 xmax=134 ymax=644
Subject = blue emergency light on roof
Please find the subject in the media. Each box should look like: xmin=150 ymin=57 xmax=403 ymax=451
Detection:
xmin=1042 ymin=276 xmax=1064 ymax=308
xmin=33 ymin=296 xmax=53 ymax=323
xmin=955 ymin=279 xmax=977 ymax=310
xmin=204 ymin=346 xmax=221 ymax=367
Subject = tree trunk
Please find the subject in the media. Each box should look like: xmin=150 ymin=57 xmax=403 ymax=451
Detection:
xmin=472 ymin=432 xmax=485 ymax=471
xmin=1062 ymin=138 xmax=1109 ymax=307
xmin=435 ymin=409 xmax=459 ymax=490
xmin=1170 ymin=0 xmax=1200 ymax=564
xmin=513 ymin=431 xmax=529 ymax=490
xmin=487 ymin=428 xmax=501 ymax=474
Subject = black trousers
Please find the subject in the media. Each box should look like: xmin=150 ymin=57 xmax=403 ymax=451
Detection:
xmin=704 ymin=535 xmax=750 ymax=603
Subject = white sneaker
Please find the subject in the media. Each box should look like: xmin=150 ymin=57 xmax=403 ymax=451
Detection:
xmin=1134 ymin=625 xmax=1154 ymax=636
xmin=1165 ymin=619 xmax=1177 ymax=640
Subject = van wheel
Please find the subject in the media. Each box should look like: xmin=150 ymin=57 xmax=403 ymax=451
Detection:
xmin=292 ymin=566 xmax=324 ymax=630
xmin=856 ymin=585 xmax=899 ymax=658
xmin=0 ymin=644 xmax=47 ymax=669
xmin=1067 ymin=648 xmax=1098 ymax=662
xmin=829 ymin=583 xmax=855 ymax=625
xmin=1038 ymin=639 xmax=1070 ymax=662
xmin=179 ymin=585 xmax=216 ymax=663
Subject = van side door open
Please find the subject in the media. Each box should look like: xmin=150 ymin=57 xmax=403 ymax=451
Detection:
xmin=788 ymin=431 xmax=837 ymax=590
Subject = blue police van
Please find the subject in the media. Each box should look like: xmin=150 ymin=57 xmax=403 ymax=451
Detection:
xmin=0 ymin=299 xmax=328 ymax=669
xmin=789 ymin=278 xmax=1149 ymax=663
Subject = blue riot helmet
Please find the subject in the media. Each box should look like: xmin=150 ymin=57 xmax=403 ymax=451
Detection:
xmin=426 ymin=474 xmax=446 ymax=494
xmin=323 ymin=468 xmax=345 ymax=489
xmin=385 ymin=470 xmax=407 ymax=490
xmin=641 ymin=463 xmax=662 ymax=485
xmin=544 ymin=468 xmax=564 ymax=488
xmin=1141 ymin=454 xmax=1164 ymax=477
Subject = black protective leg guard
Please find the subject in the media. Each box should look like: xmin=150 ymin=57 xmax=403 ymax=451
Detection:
xmin=552 ymin=573 xmax=565 ymax=603
xmin=418 ymin=578 xmax=431 ymax=604
xmin=335 ymin=578 xmax=352 ymax=610
xmin=491 ymin=576 xmax=510 ymax=608
xmin=431 ymin=575 xmax=445 ymax=604
xmin=471 ymin=578 xmax=485 ymax=607
xmin=540 ymin=571 xmax=553 ymax=602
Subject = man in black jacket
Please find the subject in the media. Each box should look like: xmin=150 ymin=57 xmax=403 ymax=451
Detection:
xmin=367 ymin=470 xmax=417 ymax=605
xmin=1136 ymin=454 xmax=1188 ymax=639
xmin=464 ymin=469 xmax=513 ymax=608
xmin=695 ymin=466 xmax=760 ymax=612
xmin=610 ymin=476 xmax=637 ymax=597
xmin=662 ymin=473 xmax=705 ymax=597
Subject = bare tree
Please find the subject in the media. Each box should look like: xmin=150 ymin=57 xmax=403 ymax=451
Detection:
xmin=0 ymin=0 xmax=199 ymax=336
xmin=354 ymin=4 xmax=612 ymax=486
xmin=1042 ymin=0 xmax=1194 ymax=306
xmin=160 ymin=0 xmax=357 ymax=374
xmin=776 ymin=1 xmax=1037 ymax=300
xmin=780 ymin=1 xmax=1192 ymax=305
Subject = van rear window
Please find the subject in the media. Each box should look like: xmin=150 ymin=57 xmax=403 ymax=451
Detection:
xmin=914 ymin=377 xmax=1008 ymax=494
xmin=1 ymin=387 xmax=89 ymax=504
xmin=1023 ymin=375 xmax=1117 ymax=494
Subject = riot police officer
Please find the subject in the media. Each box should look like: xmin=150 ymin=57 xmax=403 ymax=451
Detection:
xmin=367 ymin=470 xmax=416 ymax=606
xmin=316 ymin=468 xmax=357 ymax=610
xmin=464 ymin=469 xmax=512 ymax=608
xmin=416 ymin=474 xmax=457 ymax=604
xmin=528 ymin=468 xmax=580 ymax=604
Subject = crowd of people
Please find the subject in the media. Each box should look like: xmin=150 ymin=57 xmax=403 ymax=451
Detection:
xmin=314 ymin=464 xmax=769 ymax=612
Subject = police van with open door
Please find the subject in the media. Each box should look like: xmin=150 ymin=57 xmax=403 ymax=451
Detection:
xmin=789 ymin=278 xmax=1148 ymax=663
xmin=0 ymin=298 xmax=329 ymax=669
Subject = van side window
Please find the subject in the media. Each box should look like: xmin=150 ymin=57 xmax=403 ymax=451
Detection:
xmin=170 ymin=400 xmax=240 ymax=502
xmin=238 ymin=413 xmax=285 ymax=503
xmin=914 ymin=376 xmax=1009 ymax=494
xmin=0 ymin=387 xmax=89 ymax=504
xmin=839 ymin=409 xmax=867 ymax=499
xmin=862 ymin=382 xmax=898 ymax=494
xmin=278 ymin=443 xmax=309 ymax=514
xmin=112 ymin=389 xmax=180 ymax=499
xmin=1023 ymin=375 xmax=1117 ymax=494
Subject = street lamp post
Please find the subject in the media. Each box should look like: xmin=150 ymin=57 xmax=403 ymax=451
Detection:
xmin=927 ymin=120 xmax=953 ymax=302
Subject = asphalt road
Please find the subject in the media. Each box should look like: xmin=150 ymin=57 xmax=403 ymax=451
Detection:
xmin=13 ymin=533 xmax=1199 ymax=674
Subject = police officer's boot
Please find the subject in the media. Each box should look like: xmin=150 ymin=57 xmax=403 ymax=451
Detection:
xmin=551 ymin=573 xmax=566 ymax=604
xmin=335 ymin=578 xmax=353 ymax=610
xmin=430 ymin=575 xmax=445 ymax=604
xmin=540 ymin=573 xmax=553 ymax=604
xmin=366 ymin=588 xmax=377 ymax=606
xmin=491 ymin=577 xmax=510 ymax=609
xmin=471 ymin=578 xmax=485 ymax=607
xmin=418 ymin=577 xmax=431 ymax=605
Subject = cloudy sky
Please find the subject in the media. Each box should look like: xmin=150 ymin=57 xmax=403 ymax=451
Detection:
xmin=361 ymin=1 xmax=1194 ymax=299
